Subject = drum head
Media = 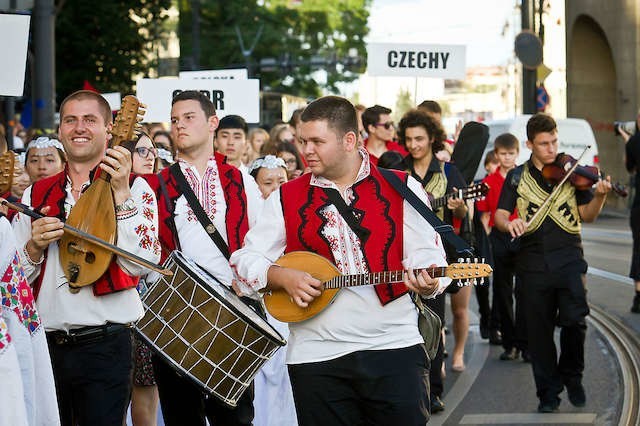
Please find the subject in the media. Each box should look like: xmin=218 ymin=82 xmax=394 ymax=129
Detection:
xmin=171 ymin=251 xmax=286 ymax=345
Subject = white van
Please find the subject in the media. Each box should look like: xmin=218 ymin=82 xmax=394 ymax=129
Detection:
xmin=473 ymin=115 xmax=599 ymax=181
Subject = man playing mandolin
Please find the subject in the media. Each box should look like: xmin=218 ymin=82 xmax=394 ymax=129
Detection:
xmin=230 ymin=96 xmax=450 ymax=425
xmin=494 ymin=113 xmax=611 ymax=413
xmin=10 ymin=90 xmax=161 ymax=426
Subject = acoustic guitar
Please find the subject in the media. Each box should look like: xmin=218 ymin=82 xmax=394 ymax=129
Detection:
xmin=263 ymin=251 xmax=493 ymax=323
xmin=429 ymin=182 xmax=489 ymax=210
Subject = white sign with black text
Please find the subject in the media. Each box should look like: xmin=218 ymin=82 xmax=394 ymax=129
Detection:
xmin=136 ymin=78 xmax=260 ymax=123
xmin=0 ymin=14 xmax=31 ymax=96
xmin=366 ymin=43 xmax=466 ymax=79
xmin=179 ymin=69 xmax=248 ymax=80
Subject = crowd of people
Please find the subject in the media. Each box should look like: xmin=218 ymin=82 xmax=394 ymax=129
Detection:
xmin=0 ymin=88 xmax=623 ymax=425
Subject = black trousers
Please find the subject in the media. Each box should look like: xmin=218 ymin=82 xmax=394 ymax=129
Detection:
xmin=490 ymin=230 xmax=527 ymax=351
xmin=153 ymin=355 xmax=254 ymax=426
xmin=425 ymin=292 xmax=445 ymax=398
xmin=520 ymin=261 xmax=589 ymax=403
xmin=288 ymin=344 xmax=430 ymax=426
xmin=46 ymin=327 xmax=134 ymax=426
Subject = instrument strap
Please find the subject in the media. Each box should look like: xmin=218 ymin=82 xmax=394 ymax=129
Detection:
xmin=170 ymin=163 xmax=231 ymax=260
xmin=378 ymin=167 xmax=474 ymax=257
xmin=322 ymin=187 xmax=370 ymax=243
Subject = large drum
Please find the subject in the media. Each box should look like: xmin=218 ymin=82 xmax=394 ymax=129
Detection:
xmin=135 ymin=251 xmax=286 ymax=407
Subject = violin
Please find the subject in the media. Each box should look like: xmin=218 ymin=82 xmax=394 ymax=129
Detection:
xmin=59 ymin=95 xmax=146 ymax=287
xmin=542 ymin=153 xmax=627 ymax=197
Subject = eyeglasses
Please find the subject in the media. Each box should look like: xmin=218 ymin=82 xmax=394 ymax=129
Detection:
xmin=135 ymin=147 xmax=158 ymax=159
xmin=375 ymin=121 xmax=394 ymax=130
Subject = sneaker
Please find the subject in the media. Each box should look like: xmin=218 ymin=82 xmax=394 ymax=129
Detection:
xmin=567 ymin=383 xmax=586 ymax=407
xmin=480 ymin=324 xmax=490 ymax=339
xmin=499 ymin=348 xmax=520 ymax=361
xmin=430 ymin=395 xmax=445 ymax=414
xmin=537 ymin=397 xmax=560 ymax=413
xmin=632 ymin=295 xmax=640 ymax=314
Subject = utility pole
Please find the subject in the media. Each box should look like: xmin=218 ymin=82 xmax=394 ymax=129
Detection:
xmin=521 ymin=0 xmax=537 ymax=114
xmin=235 ymin=23 xmax=263 ymax=78
xmin=191 ymin=0 xmax=200 ymax=70
xmin=33 ymin=0 xmax=55 ymax=129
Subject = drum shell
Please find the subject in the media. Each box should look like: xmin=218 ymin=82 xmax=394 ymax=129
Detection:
xmin=136 ymin=251 xmax=285 ymax=407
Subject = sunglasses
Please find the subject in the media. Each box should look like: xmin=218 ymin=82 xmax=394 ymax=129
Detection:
xmin=375 ymin=121 xmax=394 ymax=130
xmin=135 ymin=147 xmax=158 ymax=159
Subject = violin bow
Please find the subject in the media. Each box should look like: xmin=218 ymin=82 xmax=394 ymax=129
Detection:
xmin=519 ymin=146 xmax=591 ymax=236
xmin=2 ymin=199 xmax=173 ymax=277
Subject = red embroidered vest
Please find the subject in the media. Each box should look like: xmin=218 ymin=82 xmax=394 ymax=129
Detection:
xmin=144 ymin=152 xmax=250 ymax=262
xmin=29 ymin=169 xmax=139 ymax=299
xmin=280 ymin=166 xmax=408 ymax=305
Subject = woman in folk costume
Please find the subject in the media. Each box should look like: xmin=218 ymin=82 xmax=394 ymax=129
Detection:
xmin=0 ymin=211 xmax=60 ymax=426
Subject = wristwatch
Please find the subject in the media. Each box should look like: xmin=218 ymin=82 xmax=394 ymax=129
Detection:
xmin=115 ymin=197 xmax=136 ymax=213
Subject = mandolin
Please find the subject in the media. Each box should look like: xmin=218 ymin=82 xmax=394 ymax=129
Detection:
xmin=0 ymin=151 xmax=16 ymax=194
xmin=263 ymin=251 xmax=492 ymax=323
xmin=59 ymin=95 xmax=145 ymax=287
xmin=429 ymin=182 xmax=489 ymax=210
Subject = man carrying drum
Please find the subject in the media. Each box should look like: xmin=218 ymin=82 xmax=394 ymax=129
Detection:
xmin=230 ymin=96 xmax=450 ymax=425
xmin=144 ymin=90 xmax=264 ymax=425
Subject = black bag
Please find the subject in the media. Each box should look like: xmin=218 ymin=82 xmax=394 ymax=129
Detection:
xmin=412 ymin=293 xmax=442 ymax=360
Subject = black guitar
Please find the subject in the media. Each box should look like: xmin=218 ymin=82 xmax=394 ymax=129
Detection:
xmin=429 ymin=182 xmax=490 ymax=210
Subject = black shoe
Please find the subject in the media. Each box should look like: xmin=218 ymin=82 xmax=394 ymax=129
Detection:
xmin=632 ymin=295 xmax=640 ymax=313
xmin=499 ymin=348 xmax=520 ymax=361
xmin=521 ymin=349 xmax=531 ymax=363
xmin=567 ymin=383 xmax=586 ymax=407
xmin=430 ymin=395 xmax=445 ymax=414
xmin=537 ymin=398 xmax=560 ymax=413
xmin=480 ymin=324 xmax=490 ymax=339
xmin=489 ymin=329 xmax=502 ymax=345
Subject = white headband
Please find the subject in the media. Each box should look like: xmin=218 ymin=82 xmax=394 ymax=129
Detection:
xmin=157 ymin=148 xmax=174 ymax=163
xmin=26 ymin=136 xmax=65 ymax=153
xmin=248 ymin=155 xmax=286 ymax=174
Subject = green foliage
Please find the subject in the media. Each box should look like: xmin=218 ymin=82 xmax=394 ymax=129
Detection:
xmin=55 ymin=0 xmax=171 ymax=102
xmin=179 ymin=0 xmax=371 ymax=98
xmin=393 ymin=88 xmax=414 ymax=123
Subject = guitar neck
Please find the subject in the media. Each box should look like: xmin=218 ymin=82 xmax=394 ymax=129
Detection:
xmin=431 ymin=193 xmax=452 ymax=209
xmin=324 ymin=266 xmax=449 ymax=289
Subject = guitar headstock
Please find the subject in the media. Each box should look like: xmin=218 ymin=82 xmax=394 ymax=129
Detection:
xmin=109 ymin=95 xmax=146 ymax=147
xmin=0 ymin=151 xmax=16 ymax=194
xmin=463 ymin=182 xmax=490 ymax=201
xmin=446 ymin=259 xmax=493 ymax=286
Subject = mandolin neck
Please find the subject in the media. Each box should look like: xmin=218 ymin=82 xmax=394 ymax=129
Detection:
xmin=324 ymin=266 xmax=448 ymax=289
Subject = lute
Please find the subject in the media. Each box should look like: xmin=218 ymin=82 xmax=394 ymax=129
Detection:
xmin=263 ymin=251 xmax=492 ymax=323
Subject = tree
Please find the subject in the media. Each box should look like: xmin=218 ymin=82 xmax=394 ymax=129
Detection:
xmin=178 ymin=0 xmax=371 ymax=97
xmin=393 ymin=88 xmax=414 ymax=123
xmin=55 ymin=0 xmax=171 ymax=102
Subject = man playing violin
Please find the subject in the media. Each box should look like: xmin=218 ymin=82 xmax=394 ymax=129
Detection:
xmin=10 ymin=90 xmax=161 ymax=426
xmin=230 ymin=96 xmax=449 ymax=425
xmin=494 ymin=113 xmax=611 ymax=413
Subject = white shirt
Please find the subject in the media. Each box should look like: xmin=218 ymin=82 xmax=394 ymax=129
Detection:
xmin=172 ymin=157 xmax=263 ymax=287
xmin=230 ymin=151 xmax=450 ymax=364
xmin=12 ymin=176 xmax=161 ymax=332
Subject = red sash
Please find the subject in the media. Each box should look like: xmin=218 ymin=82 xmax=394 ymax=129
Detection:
xmin=280 ymin=166 xmax=408 ymax=305
xmin=144 ymin=152 xmax=250 ymax=262
xmin=29 ymin=169 xmax=139 ymax=298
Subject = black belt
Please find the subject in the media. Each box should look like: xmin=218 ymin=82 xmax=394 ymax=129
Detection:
xmin=47 ymin=323 xmax=132 ymax=346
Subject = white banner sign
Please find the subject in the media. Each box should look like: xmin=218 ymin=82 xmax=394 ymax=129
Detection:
xmin=367 ymin=43 xmax=466 ymax=79
xmin=0 ymin=14 xmax=31 ymax=96
xmin=179 ymin=69 xmax=248 ymax=80
xmin=136 ymin=78 xmax=260 ymax=123
xmin=102 ymin=92 xmax=122 ymax=111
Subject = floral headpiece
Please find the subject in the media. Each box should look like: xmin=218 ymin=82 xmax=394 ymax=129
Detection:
xmin=26 ymin=136 xmax=65 ymax=153
xmin=248 ymin=155 xmax=286 ymax=174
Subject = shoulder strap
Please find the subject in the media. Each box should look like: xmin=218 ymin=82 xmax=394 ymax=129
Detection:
xmin=169 ymin=163 xmax=230 ymax=260
xmin=378 ymin=167 xmax=474 ymax=257
xmin=322 ymin=187 xmax=370 ymax=243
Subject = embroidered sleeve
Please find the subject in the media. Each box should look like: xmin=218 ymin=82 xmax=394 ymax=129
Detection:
xmin=229 ymin=192 xmax=286 ymax=296
xmin=402 ymin=176 xmax=450 ymax=298
xmin=115 ymin=177 xmax=161 ymax=275
xmin=10 ymin=186 xmax=41 ymax=283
